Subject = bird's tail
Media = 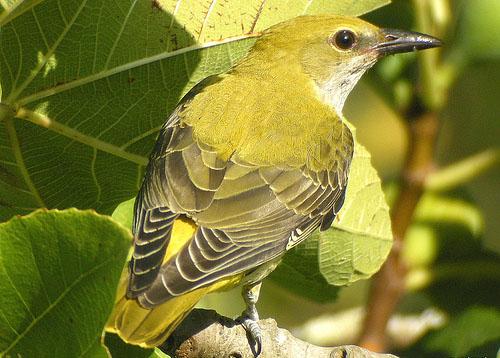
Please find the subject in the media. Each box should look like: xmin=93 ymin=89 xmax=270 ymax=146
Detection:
xmin=106 ymin=274 xmax=210 ymax=347
xmin=105 ymin=217 xmax=202 ymax=347
xmin=105 ymin=217 xmax=242 ymax=347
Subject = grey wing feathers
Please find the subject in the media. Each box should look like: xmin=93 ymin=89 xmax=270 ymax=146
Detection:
xmin=129 ymin=77 xmax=353 ymax=305
xmin=127 ymin=92 xmax=227 ymax=298
xmin=137 ymin=159 xmax=351 ymax=307
xmin=138 ymin=226 xmax=286 ymax=308
xmin=127 ymin=203 xmax=177 ymax=298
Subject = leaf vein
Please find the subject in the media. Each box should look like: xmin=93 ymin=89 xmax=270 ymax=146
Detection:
xmin=2 ymin=256 xmax=116 ymax=354
xmin=16 ymin=107 xmax=148 ymax=166
xmin=4 ymin=118 xmax=45 ymax=207
xmin=31 ymin=6 xmax=49 ymax=49
xmin=16 ymin=34 xmax=258 ymax=106
xmin=56 ymin=0 xmax=68 ymax=26
xmin=96 ymin=89 xmax=150 ymax=140
xmin=198 ymin=0 xmax=217 ymax=40
xmin=121 ymin=125 xmax=161 ymax=150
xmin=0 ymin=255 xmax=36 ymax=321
xmin=249 ymin=0 xmax=267 ymax=33
xmin=5 ymin=0 xmax=88 ymax=102
xmin=0 ymin=307 xmax=20 ymax=338
xmin=104 ymin=0 xmax=137 ymax=69
xmin=0 ymin=30 xmax=15 ymax=93
xmin=90 ymin=148 xmax=102 ymax=204
xmin=0 ymin=0 xmax=44 ymax=27
xmin=11 ymin=23 xmax=23 ymax=92
xmin=302 ymin=0 xmax=314 ymax=14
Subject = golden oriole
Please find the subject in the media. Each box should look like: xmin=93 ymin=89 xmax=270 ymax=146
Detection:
xmin=106 ymin=15 xmax=441 ymax=353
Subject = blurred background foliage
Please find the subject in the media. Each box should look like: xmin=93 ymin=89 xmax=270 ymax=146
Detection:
xmin=200 ymin=1 xmax=500 ymax=357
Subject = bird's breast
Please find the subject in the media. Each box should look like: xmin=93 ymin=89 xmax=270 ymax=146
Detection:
xmin=183 ymin=73 xmax=349 ymax=170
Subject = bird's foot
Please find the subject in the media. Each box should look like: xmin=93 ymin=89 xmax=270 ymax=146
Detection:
xmin=237 ymin=311 xmax=262 ymax=357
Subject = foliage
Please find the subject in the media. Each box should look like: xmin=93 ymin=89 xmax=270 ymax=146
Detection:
xmin=425 ymin=306 xmax=500 ymax=357
xmin=0 ymin=209 xmax=130 ymax=357
xmin=359 ymin=1 xmax=500 ymax=357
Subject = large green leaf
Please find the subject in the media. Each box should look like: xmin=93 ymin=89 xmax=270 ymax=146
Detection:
xmin=318 ymin=140 xmax=392 ymax=285
xmin=0 ymin=209 xmax=130 ymax=357
xmin=0 ymin=0 xmax=389 ymax=221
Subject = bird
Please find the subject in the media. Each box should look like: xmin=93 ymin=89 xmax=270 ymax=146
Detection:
xmin=106 ymin=15 xmax=441 ymax=355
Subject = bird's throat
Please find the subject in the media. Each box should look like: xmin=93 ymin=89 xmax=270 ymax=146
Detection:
xmin=313 ymin=57 xmax=375 ymax=116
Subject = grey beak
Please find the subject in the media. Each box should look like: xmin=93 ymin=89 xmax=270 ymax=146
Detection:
xmin=375 ymin=28 xmax=442 ymax=55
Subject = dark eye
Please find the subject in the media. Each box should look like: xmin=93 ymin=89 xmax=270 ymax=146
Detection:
xmin=333 ymin=30 xmax=357 ymax=50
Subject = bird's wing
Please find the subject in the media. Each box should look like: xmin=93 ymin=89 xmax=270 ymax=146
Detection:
xmin=128 ymin=77 xmax=228 ymax=297
xmin=138 ymin=148 xmax=353 ymax=307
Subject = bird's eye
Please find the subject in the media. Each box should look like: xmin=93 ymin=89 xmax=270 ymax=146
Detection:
xmin=332 ymin=30 xmax=357 ymax=50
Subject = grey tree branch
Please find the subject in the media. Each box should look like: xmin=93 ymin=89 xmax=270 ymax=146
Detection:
xmin=161 ymin=309 xmax=398 ymax=358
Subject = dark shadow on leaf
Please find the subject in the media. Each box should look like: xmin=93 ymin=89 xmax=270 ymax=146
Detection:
xmin=1 ymin=1 xmax=200 ymax=221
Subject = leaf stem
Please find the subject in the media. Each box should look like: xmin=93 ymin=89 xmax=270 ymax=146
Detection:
xmin=359 ymin=110 xmax=440 ymax=352
xmin=15 ymin=107 xmax=148 ymax=166
xmin=426 ymin=148 xmax=500 ymax=191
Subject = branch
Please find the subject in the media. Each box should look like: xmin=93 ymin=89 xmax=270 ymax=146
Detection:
xmin=358 ymin=0 xmax=452 ymax=351
xmin=358 ymin=110 xmax=440 ymax=352
xmin=160 ymin=309 xmax=398 ymax=358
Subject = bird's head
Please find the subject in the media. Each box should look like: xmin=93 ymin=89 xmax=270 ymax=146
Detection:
xmin=244 ymin=16 xmax=442 ymax=114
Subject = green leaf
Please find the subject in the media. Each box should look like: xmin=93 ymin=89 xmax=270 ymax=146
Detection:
xmin=270 ymin=237 xmax=339 ymax=303
xmin=425 ymin=306 xmax=500 ymax=357
xmin=319 ymin=140 xmax=393 ymax=285
xmin=0 ymin=209 xmax=130 ymax=357
xmin=111 ymin=197 xmax=135 ymax=233
xmin=403 ymin=192 xmax=483 ymax=268
xmin=0 ymin=0 xmax=389 ymax=221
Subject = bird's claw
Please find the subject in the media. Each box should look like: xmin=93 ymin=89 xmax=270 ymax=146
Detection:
xmin=238 ymin=314 xmax=262 ymax=356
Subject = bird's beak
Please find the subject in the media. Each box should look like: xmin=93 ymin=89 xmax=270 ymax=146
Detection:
xmin=374 ymin=28 xmax=442 ymax=56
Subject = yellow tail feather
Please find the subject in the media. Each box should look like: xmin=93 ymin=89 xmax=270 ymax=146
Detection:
xmin=106 ymin=216 xmax=243 ymax=347
xmin=106 ymin=277 xmax=211 ymax=347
